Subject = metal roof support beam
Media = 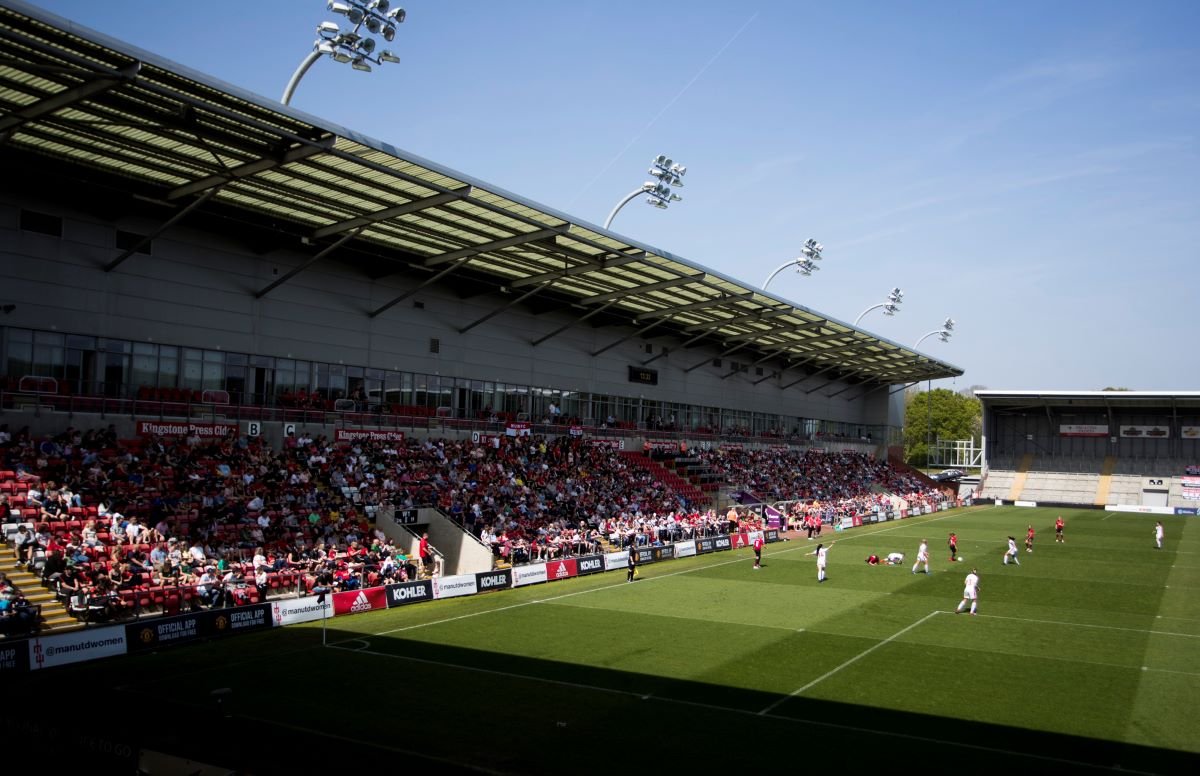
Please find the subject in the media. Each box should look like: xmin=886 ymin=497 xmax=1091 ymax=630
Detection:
xmin=888 ymin=381 xmax=920 ymax=396
xmin=643 ymin=330 xmax=709 ymax=365
xmin=0 ymin=62 xmax=141 ymax=141
xmin=684 ymin=342 xmax=748 ymax=373
xmin=368 ymin=261 xmax=470 ymax=318
xmin=753 ymin=372 xmax=777 ymax=386
xmin=422 ymin=226 xmax=567 ymax=268
xmin=166 ymin=136 xmax=335 ymax=200
xmin=842 ymin=381 xmax=884 ymax=402
xmin=311 ymin=187 xmax=471 ymax=239
xmin=592 ymin=320 xmax=665 ymax=358
xmin=531 ymin=300 xmax=617 ymax=347
xmin=784 ymin=364 xmax=838 ymax=392
xmin=633 ymin=291 xmax=756 ymax=324
xmin=719 ymin=319 xmax=829 ymax=345
xmin=683 ymin=305 xmax=798 ymax=333
xmin=254 ymin=226 xmax=365 ymax=299
xmin=825 ymin=381 xmax=863 ymax=399
xmin=103 ymin=188 xmax=217 ymax=272
xmin=584 ymin=271 xmax=707 ymax=305
xmin=721 ymin=345 xmax=791 ymax=380
xmin=509 ymin=252 xmax=646 ymax=289
xmin=458 ymin=284 xmax=547 ymax=334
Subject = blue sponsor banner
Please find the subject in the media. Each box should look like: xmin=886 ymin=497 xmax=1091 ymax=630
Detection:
xmin=1174 ymin=507 xmax=1199 ymax=516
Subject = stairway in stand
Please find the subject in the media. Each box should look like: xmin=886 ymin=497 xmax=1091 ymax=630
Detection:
xmin=1 ymin=545 xmax=79 ymax=634
xmin=619 ymin=451 xmax=709 ymax=506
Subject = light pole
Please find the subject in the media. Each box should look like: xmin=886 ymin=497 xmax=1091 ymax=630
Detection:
xmin=762 ymin=239 xmax=824 ymax=290
xmin=282 ymin=1 xmax=406 ymax=106
xmin=604 ymin=154 xmax=686 ymax=229
xmin=854 ymin=287 xmax=903 ymax=326
xmin=914 ymin=318 xmax=955 ymax=467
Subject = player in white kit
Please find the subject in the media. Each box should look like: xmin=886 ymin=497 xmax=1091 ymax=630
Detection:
xmin=1154 ymin=522 xmax=1164 ymax=550
xmin=1002 ymin=536 xmax=1020 ymax=566
xmin=956 ymin=568 xmax=980 ymax=615
xmin=809 ymin=541 xmax=834 ymax=582
xmin=912 ymin=539 xmax=930 ymax=575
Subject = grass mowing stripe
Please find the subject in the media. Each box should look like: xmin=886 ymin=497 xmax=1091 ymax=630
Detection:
xmin=328 ymin=641 xmax=1149 ymax=775
xmin=542 ymin=599 xmax=806 ymax=633
xmin=758 ymin=610 xmax=941 ymax=715
xmin=972 ymin=613 xmax=1200 ymax=638
xmin=335 ymin=508 xmax=974 ymax=646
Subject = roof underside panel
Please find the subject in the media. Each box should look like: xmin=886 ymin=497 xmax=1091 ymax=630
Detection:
xmin=0 ymin=1 xmax=963 ymax=385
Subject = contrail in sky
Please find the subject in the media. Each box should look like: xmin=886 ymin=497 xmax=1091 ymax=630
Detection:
xmin=567 ymin=11 xmax=760 ymax=211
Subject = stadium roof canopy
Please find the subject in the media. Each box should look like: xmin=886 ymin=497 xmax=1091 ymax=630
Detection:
xmin=0 ymin=1 xmax=963 ymax=389
xmin=976 ymin=391 xmax=1200 ymax=412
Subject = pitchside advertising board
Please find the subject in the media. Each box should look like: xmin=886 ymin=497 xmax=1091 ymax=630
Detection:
xmin=604 ymin=550 xmax=629 ymax=571
xmin=576 ymin=555 xmax=605 ymax=576
xmin=433 ymin=573 xmax=477 ymax=599
xmin=675 ymin=540 xmax=697 ymax=558
xmin=334 ymin=428 xmax=406 ymax=443
xmin=512 ymin=563 xmax=548 ymax=587
xmin=271 ymin=596 xmax=332 ymax=626
xmin=136 ymin=421 xmax=236 ymax=438
xmin=386 ymin=580 xmax=434 ymax=607
xmin=126 ymin=605 xmax=272 ymax=652
xmin=475 ymin=568 xmax=513 ymax=592
xmin=29 ymin=626 xmax=127 ymax=670
xmin=334 ymin=586 xmax=388 ymax=615
xmin=545 ymin=558 xmax=578 ymax=581
xmin=0 ymin=642 xmax=30 ymax=673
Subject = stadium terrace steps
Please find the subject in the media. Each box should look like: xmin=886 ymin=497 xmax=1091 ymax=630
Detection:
xmin=1094 ymin=456 xmax=1116 ymax=505
xmin=0 ymin=546 xmax=78 ymax=633
xmin=1007 ymin=453 xmax=1034 ymax=500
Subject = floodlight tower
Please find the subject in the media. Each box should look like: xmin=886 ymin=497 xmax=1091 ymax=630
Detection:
xmin=854 ymin=287 xmax=904 ymax=326
xmin=914 ymin=317 xmax=956 ymax=468
xmin=604 ymin=154 xmax=686 ymax=230
xmin=762 ymin=239 xmax=825 ymax=290
xmin=282 ymin=1 xmax=405 ymax=105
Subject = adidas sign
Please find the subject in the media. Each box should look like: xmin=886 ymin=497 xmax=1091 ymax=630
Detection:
xmin=349 ymin=591 xmax=374 ymax=613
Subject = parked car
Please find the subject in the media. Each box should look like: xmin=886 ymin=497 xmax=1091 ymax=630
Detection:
xmin=932 ymin=469 xmax=964 ymax=481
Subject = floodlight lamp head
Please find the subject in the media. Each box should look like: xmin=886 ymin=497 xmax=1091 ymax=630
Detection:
xmin=315 ymin=40 xmax=337 ymax=55
xmin=647 ymin=198 xmax=668 ymax=209
xmin=317 ymin=21 xmax=340 ymax=34
xmin=365 ymin=16 xmax=382 ymax=33
xmin=347 ymin=7 xmax=365 ymax=24
xmin=358 ymin=36 xmax=376 ymax=53
xmin=351 ymin=57 xmax=372 ymax=72
xmin=379 ymin=50 xmax=400 ymax=63
xmin=670 ymin=193 xmax=682 ymax=202
xmin=943 ymin=317 xmax=955 ymax=331
xmin=332 ymin=50 xmax=353 ymax=63
xmin=671 ymin=164 xmax=686 ymax=176
xmin=328 ymin=2 xmax=351 ymax=15
xmin=383 ymin=24 xmax=396 ymax=41
xmin=654 ymin=154 xmax=668 ymax=165
xmin=372 ymin=0 xmax=390 ymax=12
xmin=388 ymin=8 xmax=406 ymax=22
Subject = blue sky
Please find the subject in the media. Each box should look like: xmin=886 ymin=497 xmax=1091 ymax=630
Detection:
xmin=27 ymin=0 xmax=1200 ymax=392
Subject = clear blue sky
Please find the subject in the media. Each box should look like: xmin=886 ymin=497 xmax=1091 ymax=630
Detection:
xmin=26 ymin=0 xmax=1200 ymax=392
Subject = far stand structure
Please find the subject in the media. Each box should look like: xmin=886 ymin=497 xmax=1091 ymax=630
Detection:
xmin=282 ymin=0 xmax=405 ymax=105
xmin=604 ymin=154 xmax=686 ymax=229
xmin=762 ymin=239 xmax=825 ymax=290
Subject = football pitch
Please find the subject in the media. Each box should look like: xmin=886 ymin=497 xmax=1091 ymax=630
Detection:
xmin=15 ymin=506 xmax=1200 ymax=774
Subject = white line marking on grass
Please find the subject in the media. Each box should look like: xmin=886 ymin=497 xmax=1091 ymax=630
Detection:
xmin=331 ymin=510 xmax=979 ymax=647
xmin=1102 ymin=512 xmax=1117 ymax=521
xmin=329 ymin=639 xmax=1151 ymax=775
xmin=972 ymin=613 xmax=1200 ymax=639
xmin=757 ymin=610 xmax=941 ymax=715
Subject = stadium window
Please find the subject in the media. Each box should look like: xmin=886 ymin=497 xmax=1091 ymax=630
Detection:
xmin=115 ymin=230 xmax=153 ymax=255
xmin=756 ymin=367 xmax=764 ymax=377
xmin=19 ymin=209 xmax=62 ymax=237
xmin=413 ymin=300 xmax=425 ymax=309
xmin=430 ymin=338 xmax=440 ymax=354
xmin=644 ymin=343 xmax=653 ymax=354
xmin=712 ymin=359 xmax=722 ymax=368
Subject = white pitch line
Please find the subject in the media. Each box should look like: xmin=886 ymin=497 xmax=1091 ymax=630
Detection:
xmin=328 ymin=640 xmax=1149 ymax=775
xmin=972 ymin=613 xmax=1200 ymax=639
xmin=758 ymin=610 xmax=941 ymax=715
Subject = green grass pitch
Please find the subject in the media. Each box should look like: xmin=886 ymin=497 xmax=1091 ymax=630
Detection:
xmin=14 ymin=506 xmax=1199 ymax=774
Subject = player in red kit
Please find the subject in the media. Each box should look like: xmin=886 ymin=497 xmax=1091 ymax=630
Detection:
xmin=1055 ymin=516 xmax=1064 ymax=544
xmin=947 ymin=532 xmax=958 ymax=562
xmin=1025 ymin=525 xmax=1035 ymax=553
xmin=752 ymin=533 xmax=764 ymax=569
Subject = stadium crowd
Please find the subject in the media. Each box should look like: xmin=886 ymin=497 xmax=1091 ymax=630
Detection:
xmin=2 ymin=422 xmax=944 ymax=631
